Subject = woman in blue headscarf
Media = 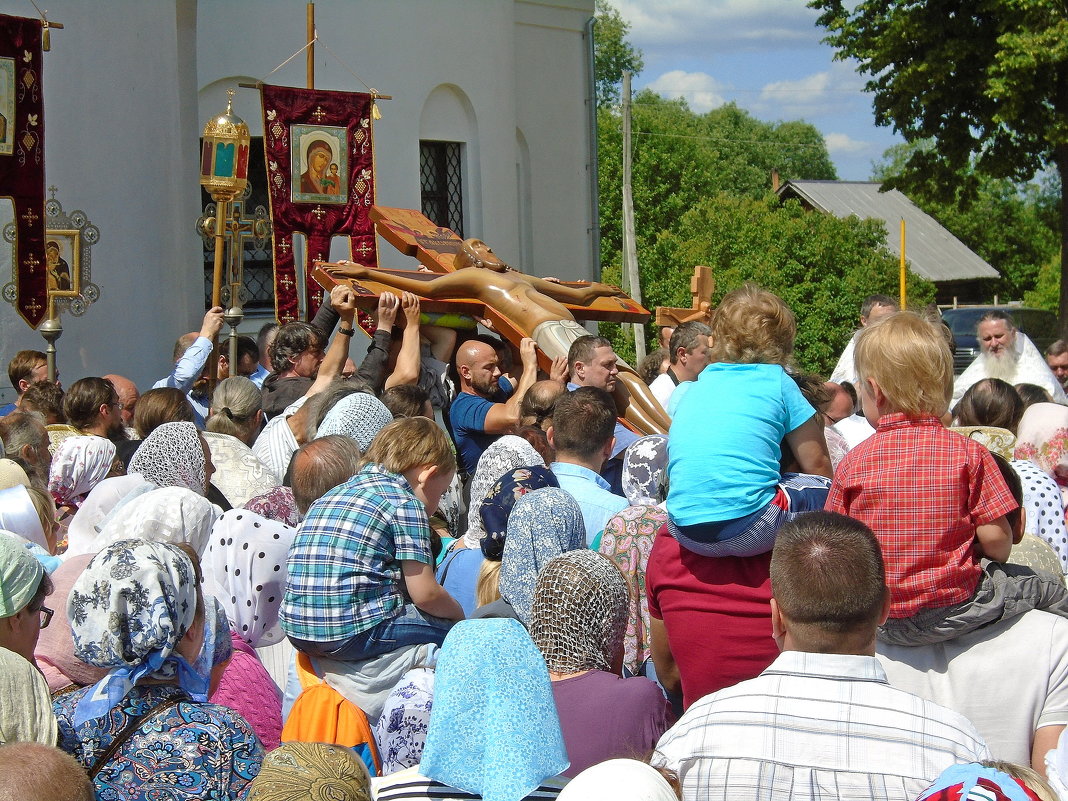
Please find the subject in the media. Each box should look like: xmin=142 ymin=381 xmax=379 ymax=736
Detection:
xmin=53 ymin=538 xmax=262 ymax=800
xmin=372 ymin=618 xmax=569 ymax=801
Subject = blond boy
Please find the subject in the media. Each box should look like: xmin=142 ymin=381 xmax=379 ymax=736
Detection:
xmin=826 ymin=311 xmax=1020 ymax=631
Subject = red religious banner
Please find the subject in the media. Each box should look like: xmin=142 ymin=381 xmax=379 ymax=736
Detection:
xmin=260 ymin=85 xmax=377 ymax=323
xmin=0 ymin=15 xmax=46 ymax=328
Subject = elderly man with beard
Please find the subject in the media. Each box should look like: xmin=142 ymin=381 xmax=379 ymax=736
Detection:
xmin=449 ymin=336 xmax=538 ymax=475
xmin=952 ymin=311 xmax=1066 ymax=406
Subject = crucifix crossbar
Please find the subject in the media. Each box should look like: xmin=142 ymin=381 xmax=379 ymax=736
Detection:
xmin=655 ymin=265 xmax=715 ymax=329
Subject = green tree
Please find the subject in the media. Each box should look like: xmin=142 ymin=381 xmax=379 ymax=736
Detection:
xmin=593 ymin=0 xmax=643 ymax=108
xmin=600 ymin=194 xmax=935 ymax=373
xmin=811 ymin=0 xmax=1068 ymax=332
xmin=872 ymin=143 xmax=1060 ymax=300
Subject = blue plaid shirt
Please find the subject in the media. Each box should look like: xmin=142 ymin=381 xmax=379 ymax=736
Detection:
xmin=281 ymin=464 xmax=432 ymax=643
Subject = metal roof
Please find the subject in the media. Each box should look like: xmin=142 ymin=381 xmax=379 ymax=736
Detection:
xmin=777 ymin=180 xmax=999 ymax=283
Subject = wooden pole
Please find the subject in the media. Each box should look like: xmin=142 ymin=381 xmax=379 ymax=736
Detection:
xmin=208 ymin=198 xmax=230 ymax=381
xmin=899 ymin=218 xmax=907 ymax=309
xmin=621 ymin=71 xmax=646 ymax=362
xmin=306 ymin=3 xmax=315 ymax=90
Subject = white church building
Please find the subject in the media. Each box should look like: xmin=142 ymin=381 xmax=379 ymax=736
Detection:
xmin=0 ymin=0 xmax=598 ymax=399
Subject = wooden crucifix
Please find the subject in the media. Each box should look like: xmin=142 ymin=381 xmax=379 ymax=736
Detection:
xmin=312 ymin=206 xmax=670 ymax=435
xmin=655 ymin=265 xmax=715 ymax=330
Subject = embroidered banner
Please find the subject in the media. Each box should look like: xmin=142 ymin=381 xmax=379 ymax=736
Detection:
xmin=260 ymin=84 xmax=377 ymax=323
xmin=0 ymin=15 xmax=45 ymax=328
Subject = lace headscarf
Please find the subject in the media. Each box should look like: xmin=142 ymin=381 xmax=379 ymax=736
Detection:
xmin=204 ymin=509 xmax=297 ymax=647
xmin=529 ymin=550 xmax=629 ymax=674
xmin=316 ymin=392 xmax=394 ymax=452
xmin=128 ymin=421 xmax=206 ymax=494
xmin=462 ymin=435 xmax=545 ymax=550
xmin=598 ymin=504 xmax=667 ymax=675
xmin=95 ymin=486 xmax=217 ymax=556
xmin=419 ymin=619 xmax=568 ymax=801
xmin=48 ymin=434 xmax=116 ymax=507
xmin=499 ymin=487 xmax=586 ymax=624
xmin=622 ymin=435 xmax=669 ymax=506
xmin=68 ymin=539 xmax=209 ymax=727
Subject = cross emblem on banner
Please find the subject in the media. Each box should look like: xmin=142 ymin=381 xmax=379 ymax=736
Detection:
xmin=311 ymin=206 xmax=326 ymax=221
xmin=311 ymin=105 xmax=328 ymax=122
xmin=279 ymin=275 xmax=294 ymax=291
xmin=355 ymin=241 xmax=374 ymax=258
xmin=25 ymin=298 xmax=42 ymax=315
xmin=21 ymin=208 xmax=38 ymax=225
xmin=278 ymin=239 xmax=291 ymax=254
xmin=23 ymin=254 xmax=39 ymax=273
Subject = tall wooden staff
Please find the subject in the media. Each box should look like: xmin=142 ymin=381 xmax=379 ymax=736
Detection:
xmin=199 ymin=89 xmax=250 ymax=383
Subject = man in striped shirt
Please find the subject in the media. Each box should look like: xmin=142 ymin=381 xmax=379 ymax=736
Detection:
xmin=653 ymin=512 xmax=989 ymax=801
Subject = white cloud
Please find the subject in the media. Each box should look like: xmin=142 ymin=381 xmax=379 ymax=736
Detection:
xmin=644 ymin=70 xmax=726 ymax=113
xmin=754 ymin=61 xmax=866 ymax=118
xmin=614 ymin=0 xmax=821 ymax=52
xmin=823 ymin=132 xmax=868 ymax=155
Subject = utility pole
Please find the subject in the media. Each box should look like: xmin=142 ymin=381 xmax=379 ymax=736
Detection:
xmin=621 ymin=70 xmax=646 ymax=362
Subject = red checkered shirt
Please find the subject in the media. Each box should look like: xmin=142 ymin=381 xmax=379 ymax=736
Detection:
xmin=825 ymin=413 xmax=1018 ymax=618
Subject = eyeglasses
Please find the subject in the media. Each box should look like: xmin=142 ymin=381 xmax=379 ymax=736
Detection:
xmin=36 ymin=606 xmax=53 ymax=629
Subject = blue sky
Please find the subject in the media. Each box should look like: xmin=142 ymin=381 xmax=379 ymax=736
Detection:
xmin=614 ymin=0 xmax=904 ymax=181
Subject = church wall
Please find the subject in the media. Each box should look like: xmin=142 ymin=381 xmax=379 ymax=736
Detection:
xmin=0 ymin=0 xmax=204 ymax=397
xmin=0 ymin=0 xmax=595 ymax=400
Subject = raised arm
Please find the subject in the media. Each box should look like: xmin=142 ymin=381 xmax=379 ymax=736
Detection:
xmin=482 ymin=338 xmax=539 ymax=433
xmin=385 ymin=293 xmax=422 ymax=389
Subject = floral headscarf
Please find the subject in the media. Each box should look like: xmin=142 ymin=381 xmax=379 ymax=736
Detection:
xmin=916 ymin=762 xmax=1041 ymax=801
xmin=419 ymin=619 xmax=568 ymax=801
xmin=478 ymin=466 xmax=559 ymax=560
xmin=462 ymin=435 xmax=545 ymax=550
xmin=246 ymin=742 xmax=371 ymax=801
xmin=499 ymin=487 xmax=586 ymax=624
xmin=48 ymin=434 xmax=116 ymax=507
xmin=204 ymin=509 xmax=297 ymax=647
xmin=68 ymin=539 xmax=208 ymax=727
xmin=128 ymin=421 xmax=206 ymax=494
xmin=374 ymin=667 xmax=435 ymax=776
xmin=1015 ymin=402 xmax=1068 ymax=486
xmin=622 ymin=435 xmax=669 ymax=506
xmin=598 ymin=504 xmax=667 ymax=675
xmin=243 ymin=485 xmax=302 ymax=527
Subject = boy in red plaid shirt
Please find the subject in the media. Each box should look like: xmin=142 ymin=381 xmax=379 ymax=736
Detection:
xmin=826 ymin=311 xmax=1067 ymax=642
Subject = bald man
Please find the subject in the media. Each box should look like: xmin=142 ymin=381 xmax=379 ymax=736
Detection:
xmin=449 ymin=336 xmax=538 ymax=474
xmin=103 ymin=374 xmax=139 ymax=426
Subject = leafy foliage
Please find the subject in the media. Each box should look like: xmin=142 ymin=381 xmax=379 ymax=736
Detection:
xmin=592 ymin=0 xmax=644 ymax=108
xmin=600 ymin=195 xmax=935 ymax=375
xmin=810 ymin=0 xmax=1068 ymax=328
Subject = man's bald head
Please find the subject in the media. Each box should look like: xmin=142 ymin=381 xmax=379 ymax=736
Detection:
xmin=455 ymin=340 xmax=502 ymax=397
xmin=0 ymin=742 xmax=94 ymax=801
xmin=104 ymin=374 xmax=139 ymax=425
xmin=290 ymin=435 xmax=362 ymax=515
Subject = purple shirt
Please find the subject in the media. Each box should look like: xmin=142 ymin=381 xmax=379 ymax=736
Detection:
xmin=551 ymin=669 xmax=672 ymax=778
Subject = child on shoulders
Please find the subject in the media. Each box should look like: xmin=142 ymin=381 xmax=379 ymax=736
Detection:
xmin=667 ymin=284 xmax=833 ymax=558
xmin=827 ymin=310 xmax=1067 ymax=640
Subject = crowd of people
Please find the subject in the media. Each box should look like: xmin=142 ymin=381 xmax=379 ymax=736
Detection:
xmin=3 ymin=278 xmax=1068 ymax=801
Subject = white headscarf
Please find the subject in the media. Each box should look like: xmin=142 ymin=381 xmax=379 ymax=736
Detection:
xmin=128 ymin=421 xmax=206 ymax=494
xmin=48 ymin=435 xmax=116 ymax=506
xmin=95 ymin=486 xmax=217 ymax=556
xmin=558 ymin=759 xmax=678 ymax=801
xmin=0 ymin=485 xmax=47 ymax=550
xmin=462 ymin=435 xmax=545 ymax=550
xmin=63 ymin=474 xmax=155 ymax=559
xmin=204 ymin=509 xmax=296 ymax=647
